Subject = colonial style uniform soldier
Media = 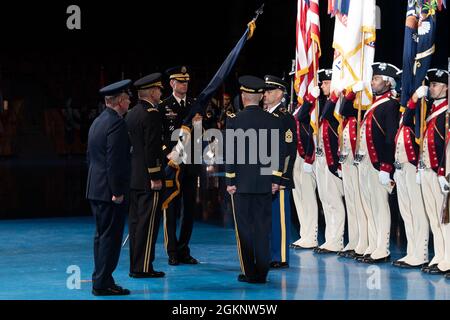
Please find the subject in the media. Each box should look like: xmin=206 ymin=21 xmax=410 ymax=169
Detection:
xmin=391 ymin=74 xmax=429 ymax=269
xmin=263 ymin=75 xmax=297 ymax=269
xmin=352 ymin=62 xmax=400 ymax=263
xmin=290 ymin=81 xmax=321 ymax=250
xmin=86 ymin=79 xmax=132 ymax=296
xmin=414 ymin=69 xmax=450 ymax=275
xmin=158 ymin=66 xmax=199 ymax=266
xmin=310 ymin=69 xmax=346 ymax=254
xmin=335 ymin=82 xmax=369 ymax=259
xmin=125 ymin=73 xmax=165 ymax=278
xmin=226 ymin=75 xmax=285 ymax=283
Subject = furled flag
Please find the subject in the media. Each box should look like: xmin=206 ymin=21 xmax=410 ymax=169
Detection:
xmin=183 ymin=4 xmax=264 ymax=125
xmin=400 ymin=0 xmax=420 ymax=109
xmin=294 ymin=0 xmax=321 ymax=106
xmin=413 ymin=0 xmax=445 ymax=139
xmin=329 ymin=0 xmax=376 ymax=111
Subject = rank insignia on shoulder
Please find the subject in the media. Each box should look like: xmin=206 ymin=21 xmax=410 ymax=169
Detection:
xmin=147 ymin=108 xmax=158 ymax=112
xmin=285 ymin=129 xmax=293 ymax=143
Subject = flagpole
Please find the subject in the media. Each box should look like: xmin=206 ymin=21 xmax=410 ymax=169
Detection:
xmin=418 ymin=80 xmax=427 ymax=169
xmin=442 ymin=108 xmax=450 ymax=224
xmin=312 ymin=40 xmax=320 ymax=153
xmin=354 ymin=30 xmax=366 ymax=160
xmin=289 ymin=59 xmax=296 ymax=113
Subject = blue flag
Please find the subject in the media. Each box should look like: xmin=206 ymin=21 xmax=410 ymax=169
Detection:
xmin=414 ymin=0 xmax=438 ymax=139
xmin=183 ymin=22 xmax=256 ymax=125
xmin=400 ymin=0 xmax=419 ymax=108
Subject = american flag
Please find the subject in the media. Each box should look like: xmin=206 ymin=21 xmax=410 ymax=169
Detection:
xmin=294 ymin=0 xmax=321 ymax=105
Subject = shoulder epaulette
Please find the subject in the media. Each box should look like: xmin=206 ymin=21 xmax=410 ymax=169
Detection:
xmin=147 ymin=107 xmax=159 ymax=113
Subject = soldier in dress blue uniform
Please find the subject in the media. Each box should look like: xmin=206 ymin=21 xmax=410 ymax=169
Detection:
xmin=125 ymin=73 xmax=165 ymax=278
xmin=226 ymin=75 xmax=285 ymax=283
xmin=86 ymin=79 xmax=132 ymax=296
xmin=263 ymin=75 xmax=297 ymax=268
xmin=158 ymin=66 xmax=200 ymax=266
xmin=336 ymin=82 xmax=370 ymax=260
xmin=315 ymin=69 xmax=349 ymax=255
xmin=391 ymin=70 xmax=429 ymax=269
xmin=290 ymin=79 xmax=321 ymax=250
xmin=351 ymin=62 xmax=400 ymax=263
xmin=411 ymin=69 xmax=450 ymax=275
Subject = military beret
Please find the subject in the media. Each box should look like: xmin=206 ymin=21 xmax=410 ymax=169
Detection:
xmin=166 ymin=66 xmax=190 ymax=82
xmin=372 ymin=62 xmax=401 ymax=79
xmin=99 ymin=79 xmax=132 ymax=97
xmin=239 ymin=75 xmax=265 ymax=93
xmin=318 ymin=69 xmax=333 ymax=82
xmin=427 ymin=68 xmax=448 ymax=85
xmin=134 ymin=73 xmax=164 ymax=90
xmin=264 ymin=75 xmax=288 ymax=91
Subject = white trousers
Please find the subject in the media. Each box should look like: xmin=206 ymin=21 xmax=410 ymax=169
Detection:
xmin=341 ymin=153 xmax=368 ymax=254
xmin=394 ymin=163 xmax=429 ymax=265
xmin=358 ymin=156 xmax=391 ymax=259
xmin=420 ymin=169 xmax=448 ymax=268
xmin=316 ymin=155 xmax=345 ymax=252
xmin=292 ymin=154 xmax=318 ymax=248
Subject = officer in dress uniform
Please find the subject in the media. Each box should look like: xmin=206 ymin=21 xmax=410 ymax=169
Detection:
xmin=86 ymin=79 xmax=132 ymax=296
xmin=226 ymin=75 xmax=285 ymax=283
xmin=440 ymin=105 xmax=450 ymax=279
xmin=158 ymin=66 xmax=199 ymax=266
xmin=335 ymin=82 xmax=370 ymax=259
xmin=125 ymin=73 xmax=165 ymax=278
xmin=311 ymin=69 xmax=346 ymax=254
xmin=391 ymin=71 xmax=429 ymax=269
xmin=352 ymin=62 xmax=400 ymax=263
xmin=304 ymin=69 xmax=345 ymax=253
xmin=290 ymin=78 xmax=321 ymax=250
xmin=414 ymin=69 xmax=450 ymax=275
xmin=263 ymin=75 xmax=297 ymax=269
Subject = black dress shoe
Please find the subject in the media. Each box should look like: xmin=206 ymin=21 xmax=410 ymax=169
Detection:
xmin=315 ymin=248 xmax=337 ymax=254
xmin=92 ymin=284 xmax=130 ymax=296
xmin=363 ymin=255 xmax=390 ymax=264
xmin=168 ymin=257 xmax=179 ymax=266
xmin=421 ymin=264 xmax=437 ymax=273
xmin=129 ymin=270 xmax=165 ymax=278
xmin=355 ymin=254 xmax=370 ymax=262
xmin=237 ymin=274 xmax=266 ymax=284
xmin=337 ymin=250 xmax=355 ymax=258
xmin=392 ymin=260 xmax=425 ymax=269
xmin=427 ymin=265 xmax=446 ymax=275
xmin=291 ymin=244 xmax=317 ymax=250
xmin=179 ymin=256 xmax=199 ymax=264
xmin=270 ymin=261 xmax=289 ymax=269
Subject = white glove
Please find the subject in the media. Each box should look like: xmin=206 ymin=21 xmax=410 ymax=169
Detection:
xmin=438 ymin=176 xmax=450 ymax=194
xmin=416 ymin=171 xmax=421 ymax=185
xmin=309 ymin=86 xmax=321 ymax=99
xmin=337 ymin=169 xmax=342 ymax=178
xmin=335 ymin=83 xmax=345 ymax=94
xmin=415 ymin=86 xmax=428 ymax=99
xmin=378 ymin=170 xmax=390 ymax=186
xmin=303 ymin=162 xmax=313 ymax=174
xmin=352 ymin=81 xmax=365 ymax=93
xmin=193 ymin=119 xmax=202 ymax=130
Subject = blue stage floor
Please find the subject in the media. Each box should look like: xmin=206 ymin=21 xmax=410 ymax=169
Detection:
xmin=0 ymin=217 xmax=449 ymax=300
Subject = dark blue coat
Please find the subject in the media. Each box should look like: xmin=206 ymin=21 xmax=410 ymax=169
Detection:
xmin=225 ymin=105 xmax=285 ymax=194
xmin=86 ymin=107 xmax=131 ymax=202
